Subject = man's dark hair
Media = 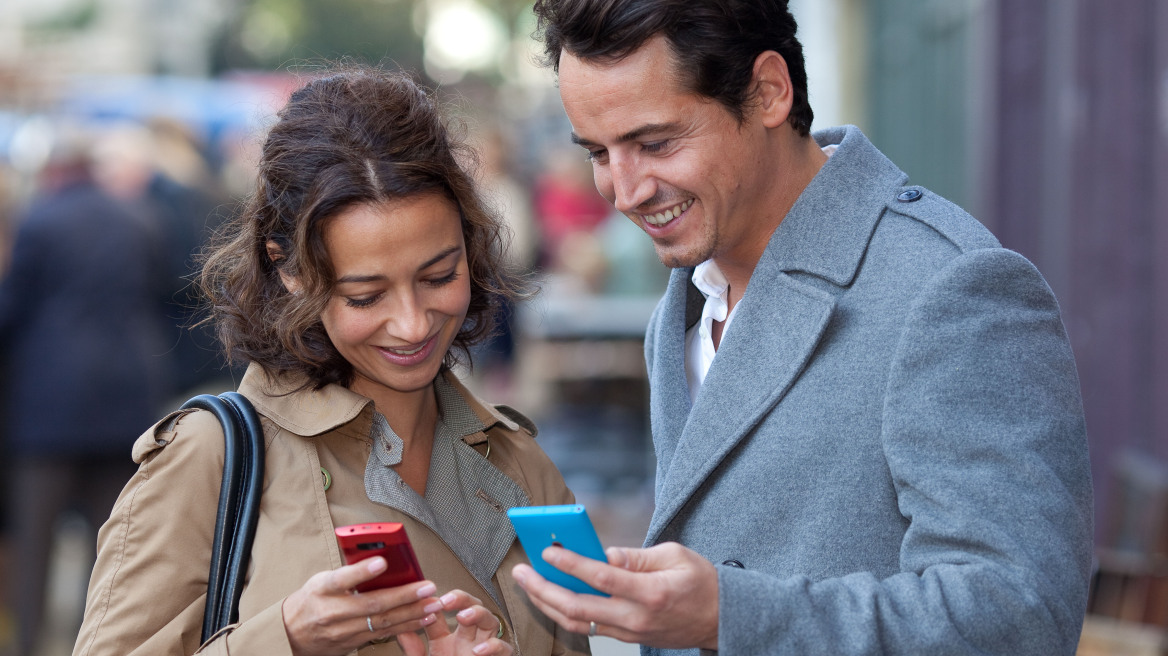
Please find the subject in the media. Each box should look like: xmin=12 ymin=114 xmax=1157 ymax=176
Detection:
xmin=532 ymin=0 xmax=813 ymax=136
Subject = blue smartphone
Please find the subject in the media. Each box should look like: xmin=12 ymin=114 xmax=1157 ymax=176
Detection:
xmin=507 ymin=504 xmax=609 ymax=596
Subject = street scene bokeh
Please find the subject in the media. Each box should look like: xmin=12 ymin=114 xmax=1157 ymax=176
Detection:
xmin=1 ymin=0 xmax=1166 ymax=654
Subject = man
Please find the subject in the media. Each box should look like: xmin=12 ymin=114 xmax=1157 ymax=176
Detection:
xmin=0 ymin=127 xmax=171 ymax=656
xmin=511 ymin=1 xmax=1094 ymax=654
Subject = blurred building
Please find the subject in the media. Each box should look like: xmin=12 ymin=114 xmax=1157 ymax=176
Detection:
xmin=0 ymin=0 xmax=234 ymax=104
xmin=809 ymin=0 xmax=1168 ymax=646
xmin=852 ymin=0 xmax=1168 ymax=560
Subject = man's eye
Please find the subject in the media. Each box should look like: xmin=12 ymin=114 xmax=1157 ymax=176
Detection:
xmin=643 ymin=140 xmax=668 ymax=154
xmin=585 ymin=149 xmax=607 ymax=162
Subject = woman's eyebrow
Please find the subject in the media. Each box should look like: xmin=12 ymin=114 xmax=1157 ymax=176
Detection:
xmin=418 ymin=245 xmax=462 ymax=271
xmin=335 ymin=273 xmax=385 ymax=284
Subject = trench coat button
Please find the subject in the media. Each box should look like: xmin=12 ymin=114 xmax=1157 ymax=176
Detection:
xmin=722 ymin=559 xmax=745 ymax=568
xmin=320 ymin=467 xmax=332 ymax=491
xmin=897 ymin=188 xmax=923 ymax=203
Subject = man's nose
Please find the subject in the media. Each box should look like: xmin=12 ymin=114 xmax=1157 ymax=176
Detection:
xmin=608 ymin=155 xmax=654 ymax=215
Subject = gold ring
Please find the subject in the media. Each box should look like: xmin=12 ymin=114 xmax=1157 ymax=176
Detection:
xmin=589 ymin=621 xmax=598 ymax=637
xmin=367 ymin=615 xmax=375 ymax=632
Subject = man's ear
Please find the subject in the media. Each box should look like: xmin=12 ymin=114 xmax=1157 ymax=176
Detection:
xmin=752 ymin=50 xmax=794 ymax=129
xmin=265 ymin=240 xmax=302 ymax=295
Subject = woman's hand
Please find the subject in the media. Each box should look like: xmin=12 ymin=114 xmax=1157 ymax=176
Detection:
xmin=397 ymin=590 xmax=513 ymax=656
xmin=282 ymin=556 xmax=441 ymax=656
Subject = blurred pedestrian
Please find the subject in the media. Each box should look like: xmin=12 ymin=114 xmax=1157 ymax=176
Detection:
xmin=0 ymin=125 xmax=171 ymax=656
xmin=532 ymin=144 xmax=610 ymax=272
xmin=471 ymin=126 xmax=537 ymax=398
xmin=92 ymin=122 xmax=232 ymax=399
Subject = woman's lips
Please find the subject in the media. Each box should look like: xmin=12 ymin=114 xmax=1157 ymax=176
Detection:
xmin=376 ymin=333 xmax=439 ymax=367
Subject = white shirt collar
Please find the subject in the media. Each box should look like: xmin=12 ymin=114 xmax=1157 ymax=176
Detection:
xmin=685 ymin=259 xmax=739 ymax=403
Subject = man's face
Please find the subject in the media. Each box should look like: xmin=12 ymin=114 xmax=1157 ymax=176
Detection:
xmin=558 ymin=36 xmax=774 ymax=269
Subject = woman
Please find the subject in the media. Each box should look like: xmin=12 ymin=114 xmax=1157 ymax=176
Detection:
xmin=73 ymin=67 xmax=590 ymax=656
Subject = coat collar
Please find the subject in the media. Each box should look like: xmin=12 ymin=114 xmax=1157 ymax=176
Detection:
xmin=680 ymin=126 xmax=907 ymax=327
xmin=237 ymin=363 xmax=521 ymax=441
xmin=765 ymin=125 xmax=908 ymax=286
xmin=647 ymin=126 xmax=907 ymax=545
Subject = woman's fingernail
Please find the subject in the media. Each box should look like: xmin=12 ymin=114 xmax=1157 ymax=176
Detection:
xmin=457 ymin=608 xmax=475 ymax=620
xmin=421 ymin=613 xmax=437 ymax=626
xmin=423 ymin=601 xmax=443 ymax=614
xmin=367 ymin=557 xmax=387 ymax=573
xmin=513 ymin=569 xmax=526 ymax=585
xmin=473 ymin=643 xmax=490 ymax=655
xmin=415 ymin=582 xmax=437 ymax=598
xmin=440 ymin=592 xmax=458 ymax=606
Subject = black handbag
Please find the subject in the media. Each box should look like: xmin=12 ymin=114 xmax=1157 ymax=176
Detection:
xmin=180 ymin=392 xmax=265 ymax=643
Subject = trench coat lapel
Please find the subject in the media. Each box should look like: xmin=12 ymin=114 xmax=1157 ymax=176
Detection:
xmin=643 ymin=125 xmax=907 ymax=545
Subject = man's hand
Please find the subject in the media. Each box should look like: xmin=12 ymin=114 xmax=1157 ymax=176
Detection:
xmin=511 ymin=541 xmax=719 ymax=650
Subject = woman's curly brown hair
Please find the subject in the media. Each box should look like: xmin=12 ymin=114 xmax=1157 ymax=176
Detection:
xmin=197 ymin=66 xmax=525 ymax=390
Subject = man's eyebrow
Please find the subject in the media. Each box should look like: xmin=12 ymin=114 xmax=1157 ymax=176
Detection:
xmin=570 ymin=122 xmax=681 ymax=148
xmin=335 ymin=246 xmax=461 ymax=284
xmin=570 ymin=132 xmax=597 ymax=148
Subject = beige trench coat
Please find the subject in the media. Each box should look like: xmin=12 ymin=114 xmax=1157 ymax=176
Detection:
xmin=73 ymin=364 xmax=590 ymax=656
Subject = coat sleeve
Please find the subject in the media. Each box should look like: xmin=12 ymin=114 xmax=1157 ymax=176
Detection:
xmin=715 ymin=248 xmax=1093 ymax=655
xmin=73 ymin=409 xmax=294 ymax=656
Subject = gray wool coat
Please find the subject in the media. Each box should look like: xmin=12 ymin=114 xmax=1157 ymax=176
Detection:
xmin=641 ymin=126 xmax=1093 ymax=656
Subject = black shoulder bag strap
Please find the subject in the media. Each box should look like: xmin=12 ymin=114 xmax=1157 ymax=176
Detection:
xmin=180 ymin=392 xmax=266 ymax=643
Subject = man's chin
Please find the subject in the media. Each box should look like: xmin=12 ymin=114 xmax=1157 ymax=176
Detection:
xmin=655 ymin=245 xmax=709 ymax=270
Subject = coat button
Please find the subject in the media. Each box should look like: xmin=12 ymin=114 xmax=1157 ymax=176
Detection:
xmin=722 ymin=559 xmax=745 ymax=568
xmin=897 ymin=188 xmax=923 ymax=202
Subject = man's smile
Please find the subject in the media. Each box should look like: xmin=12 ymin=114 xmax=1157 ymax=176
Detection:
xmin=640 ymin=198 xmax=694 ymax=226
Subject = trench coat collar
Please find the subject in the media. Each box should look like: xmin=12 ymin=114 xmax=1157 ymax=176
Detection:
xmin=646 ymin=126 xmax=910 ymax=545
xmin=237 ymin=362 xmax=522 ymax=440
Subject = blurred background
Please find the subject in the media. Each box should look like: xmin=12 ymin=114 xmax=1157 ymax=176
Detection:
xmin=0 ymin=0 xmax=1165 ymax=654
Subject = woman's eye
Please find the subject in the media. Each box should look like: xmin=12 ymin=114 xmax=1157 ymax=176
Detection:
xmin=344 ymin=294 xmax=381 ymax=308
xmin=425 ymin=271 xmax=461 ymax=287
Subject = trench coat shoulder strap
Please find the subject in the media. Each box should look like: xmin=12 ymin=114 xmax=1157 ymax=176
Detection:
xmin=131 ymin=406 xmax=225 ymax=464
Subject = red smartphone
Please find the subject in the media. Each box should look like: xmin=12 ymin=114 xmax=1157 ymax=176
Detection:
xmin=335 ymin=522 xmax=424 ymax=592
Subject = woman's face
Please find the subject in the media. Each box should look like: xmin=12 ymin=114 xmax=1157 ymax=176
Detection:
xmin=319 ymin=193 xmax=470 ymax=405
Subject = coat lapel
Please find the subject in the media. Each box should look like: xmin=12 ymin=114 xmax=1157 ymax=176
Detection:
xmin=645 ymin=267 xmax=701 ymax=494
xmin=643 ymin=125 xmax=909 ymax=545
xmin=645 ymin=268 xmax=835 ymax=545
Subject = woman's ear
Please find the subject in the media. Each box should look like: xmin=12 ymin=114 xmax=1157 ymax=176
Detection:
xmin=265 ymin=240 xmax=302 ymax=295
xmin=752 ymin=50 xmax=794 ymax=130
